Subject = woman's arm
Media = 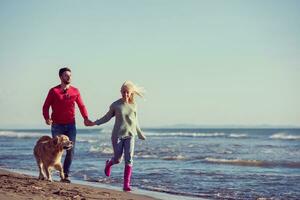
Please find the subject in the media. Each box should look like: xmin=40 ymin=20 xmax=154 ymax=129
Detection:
xmin=94 ymin=105 xmax=115 ymax=126
xmin=135 ymin=111 xmax=146 ymax=140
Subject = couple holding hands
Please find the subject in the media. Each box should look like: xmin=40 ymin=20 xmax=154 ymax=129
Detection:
xmin=42 ymin=67 xmax=146 ymax=191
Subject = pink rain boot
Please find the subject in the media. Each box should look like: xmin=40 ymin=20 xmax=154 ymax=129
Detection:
xmin=104 ymin=160 xmax=113 ymax=177
xmin=123 ymin=164 xmax=132 ymax=192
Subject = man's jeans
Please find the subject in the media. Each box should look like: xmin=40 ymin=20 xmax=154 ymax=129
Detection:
xmin=51 ymin=123 xmax=76 ymax=176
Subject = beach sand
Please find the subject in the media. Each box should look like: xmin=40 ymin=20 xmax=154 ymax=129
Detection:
xmin=0 ymin=168 xmax=157 ymax=200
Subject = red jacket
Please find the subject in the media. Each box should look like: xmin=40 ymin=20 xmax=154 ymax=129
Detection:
xmin=43 ymin=85 xmax=88 ymax=124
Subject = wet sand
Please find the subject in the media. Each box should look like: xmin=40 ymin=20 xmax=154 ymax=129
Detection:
xmin=0 ymin=168 xmax=157 ymax=200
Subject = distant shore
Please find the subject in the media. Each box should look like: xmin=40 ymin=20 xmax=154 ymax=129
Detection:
xmin=0 ymin=168 xmax=157 ymax=200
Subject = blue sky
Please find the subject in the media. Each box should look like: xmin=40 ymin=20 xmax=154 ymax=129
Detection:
xmin=0 ymin=1 xmax=299 ymax=128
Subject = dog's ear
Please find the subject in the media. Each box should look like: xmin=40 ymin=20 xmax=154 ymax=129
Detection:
xmin=52 ymin=136 xmax=59 ymax=146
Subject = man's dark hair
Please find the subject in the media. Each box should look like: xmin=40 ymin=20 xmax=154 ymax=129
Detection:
xmin=59 ymin=67 xmax=71 ymax=77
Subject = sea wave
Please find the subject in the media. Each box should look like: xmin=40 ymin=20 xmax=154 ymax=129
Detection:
xmin=0 ymin=131 xmax=45 ymax=138
xmin=144 ymin=131 xmax=252 ymax=139
xmin=89 ymin=146 xmax=113 ymax=154
xmin=228 ymin=133 xmax=248 ymax=138
xmin=77 ymin=138 xmax=98 ymax=143
xmin=135 ymin=154 xmax=159 ymax=159
xmin=140 ymin=185 xmax=209 ymax=199
xmin=145 ymin=132 xmax=226 ymax=137
xmin=162 ymin=154 xmax=186 ymax=161
xmin=270 ymin=133 xmax=300 ymax=140
xmin=204 ymin=157 xmax=300 ymax=168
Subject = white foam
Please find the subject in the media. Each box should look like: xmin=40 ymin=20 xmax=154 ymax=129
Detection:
xmin=270 ymin=133 xmax=300 ymax=140
xmin=89 ymin=146 xmax=113 ymax=154
xmin=76 ymin=138 xmax=98 ymax=143
xmin=204 ymin=157 xmax=263 ymax=166
xmin=162 ymin=154 xmax=186 ymax=161
xmin=203 ymin=157 xmax=300 ymax=168
xmin=136 ymin=155 xmax=159 ymax=159
xmin=145 ymin=132 xmax=225 ymax=137
xmin=0 ymin=131 xmax=45 ymax=138
xmin=228 ymin=133 xmax=248 ymax=138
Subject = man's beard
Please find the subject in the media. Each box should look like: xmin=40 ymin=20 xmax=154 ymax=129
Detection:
xmin=63 ymin=80 xmax=71 ymax=84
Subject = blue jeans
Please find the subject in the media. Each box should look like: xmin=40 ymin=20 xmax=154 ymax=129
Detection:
xmin=111 ymin=136 xmax=135 ymax=165
xmin=51 ymin=123 xmax=76 ymax=176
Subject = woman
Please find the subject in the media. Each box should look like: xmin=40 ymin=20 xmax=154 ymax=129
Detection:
xmin=92 ymin=80 xmax=146 ymax=191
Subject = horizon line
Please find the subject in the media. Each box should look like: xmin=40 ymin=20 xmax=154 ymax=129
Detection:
xmin=1 ymin=124 xmax=300 ymax=130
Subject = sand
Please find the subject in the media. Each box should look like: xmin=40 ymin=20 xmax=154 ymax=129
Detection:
xmin=0 ymin=168 xmax=157 ymax=200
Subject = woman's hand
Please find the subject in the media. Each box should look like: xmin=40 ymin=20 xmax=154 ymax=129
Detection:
xmin=138 ymin=133 xmax=146 ymax=140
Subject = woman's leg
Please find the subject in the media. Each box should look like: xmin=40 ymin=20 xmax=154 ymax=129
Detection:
xmin=111 ymin=136 xmax=124 ymax=164
xmin=123 ymin=137 xmax=135 ymax=165
xmin=105 ymin=137 xmax=124 ymax=177
xmin=123 ymin=137 xmax=135 ymax=191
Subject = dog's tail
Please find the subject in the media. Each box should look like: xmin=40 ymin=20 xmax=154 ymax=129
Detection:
xmin=34 ymin=135 xmax=52 ymax=159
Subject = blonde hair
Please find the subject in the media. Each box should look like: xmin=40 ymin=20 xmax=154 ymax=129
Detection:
xmin=121 ymin=80 xmax=145 ymax=103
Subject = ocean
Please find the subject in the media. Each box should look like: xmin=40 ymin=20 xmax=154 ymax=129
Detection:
xmin=0 ymin=128 xmax=299 ymax=199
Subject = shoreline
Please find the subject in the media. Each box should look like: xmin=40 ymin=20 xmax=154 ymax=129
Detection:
xmin=0 ymin=168 xmax=157 ymax=200
xmin=0 ymin=168 xmax=203 ymax=200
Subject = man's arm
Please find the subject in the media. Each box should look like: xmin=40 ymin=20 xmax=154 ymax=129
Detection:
xmin=42 ymin=89 xmax=53 ymax=125
xmin=75 ymin=91 xmax=93 ymax=126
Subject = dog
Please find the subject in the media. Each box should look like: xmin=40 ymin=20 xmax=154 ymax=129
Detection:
xmin=33 ymin=135 xmax=73 ymax=182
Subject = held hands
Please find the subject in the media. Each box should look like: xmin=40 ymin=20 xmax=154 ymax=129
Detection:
xmin=45 ymin=118 xmax=95 ymax=126
xmin=84 ymin=118 xmax=96 ymax=126
xmin=45 ymin=119 xmax=53 ymax=126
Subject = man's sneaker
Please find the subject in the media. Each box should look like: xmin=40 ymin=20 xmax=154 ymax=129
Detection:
xmin=61 ymin=175 xmax=71 ymax=183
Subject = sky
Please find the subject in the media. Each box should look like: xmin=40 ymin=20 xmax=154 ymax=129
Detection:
xmin=0 ymin=0 xmax=299 ymax=129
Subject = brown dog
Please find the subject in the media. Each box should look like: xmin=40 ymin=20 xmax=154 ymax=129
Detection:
xmin=33 ymin=135 xmax=73 ymax=182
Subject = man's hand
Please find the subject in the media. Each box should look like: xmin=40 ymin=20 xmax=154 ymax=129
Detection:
xmin=45 ymin=119 xmax=53 ymax=126
xmin=84 ymin=118 xmax=95 ymax=126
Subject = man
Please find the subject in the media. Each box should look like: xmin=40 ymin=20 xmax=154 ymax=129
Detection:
xmin=42 ymin=67 xmax=93 ymax=183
